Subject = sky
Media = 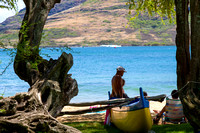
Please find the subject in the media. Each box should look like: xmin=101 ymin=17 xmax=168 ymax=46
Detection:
xmin=0 ymin=0 xmax=25 ymax=23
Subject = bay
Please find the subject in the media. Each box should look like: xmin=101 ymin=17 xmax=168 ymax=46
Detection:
xmin=0 ymin=46 xmax=177 ymax=102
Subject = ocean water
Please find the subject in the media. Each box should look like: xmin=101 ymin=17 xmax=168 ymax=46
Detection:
xmin=0 ymin=46 xmax=177 ymax=103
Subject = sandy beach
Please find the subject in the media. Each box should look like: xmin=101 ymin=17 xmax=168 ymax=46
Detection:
xmin=56 ymin=101 xmax=166 ymax=123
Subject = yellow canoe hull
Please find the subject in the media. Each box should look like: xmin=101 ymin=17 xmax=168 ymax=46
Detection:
xmin=111 ymin=107 xmax=152 ymax=132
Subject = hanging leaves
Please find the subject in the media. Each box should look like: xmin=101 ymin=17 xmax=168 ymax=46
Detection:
xmin=0 ymin=0 xmax=18 ymax=11
xmin=127 ymin=0 xmax=175 ymax=23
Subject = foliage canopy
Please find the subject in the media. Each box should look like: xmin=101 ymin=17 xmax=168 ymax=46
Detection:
xmin=127 ymin=0 xmax=176 ymax=22
xmin=0 ymin=0 xmax=18 ymax=11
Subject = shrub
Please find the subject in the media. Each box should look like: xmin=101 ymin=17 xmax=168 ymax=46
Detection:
xmin=103 ymin=20 xmax=111 ymax=23
xmin=106 ymin=29 xmax=111 ymax=32
xmin=97 ymin=40 xmax=115 ymax=45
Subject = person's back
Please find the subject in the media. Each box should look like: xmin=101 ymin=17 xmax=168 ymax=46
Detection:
xmin=111 ymin=74 xmax=123 ymax=98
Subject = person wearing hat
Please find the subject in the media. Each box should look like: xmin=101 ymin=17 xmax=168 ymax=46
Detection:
xmin=110 ymin=66 xmax=129 ymax=98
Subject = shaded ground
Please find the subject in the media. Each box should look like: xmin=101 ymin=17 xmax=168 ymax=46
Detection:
xmin=57 ymin=113 xmax=106 ymax=123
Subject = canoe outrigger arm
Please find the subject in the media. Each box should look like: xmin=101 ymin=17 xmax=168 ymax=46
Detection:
xmin=59 ymin=89 xmax=166 ymax=116
xmin=67 ymin=94 xmax=166 ymax=107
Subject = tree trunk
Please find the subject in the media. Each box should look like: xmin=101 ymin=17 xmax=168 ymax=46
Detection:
xmin=14 ymin=0 xmax=61 ymax=86
xmin=0 ymin=52 xmax=80 ymax=132
xmin=13 ymin=0 xmax=81 ymax=117
xmin=0 ymin=92 xmax=80 ymax=133
xmin=175 ymin=0 xmax=190 ymax=89
xmin=0 ymin=0 xmax=80 ymax=132
xmin=175 ymin=0 xmax=200 ymax=130
xmin=185 ymin=0 xmax=200 ymax=129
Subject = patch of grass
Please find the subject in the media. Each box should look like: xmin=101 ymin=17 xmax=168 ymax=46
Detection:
xmin=143 ymin=40 xmax=174 ymax=46
xmin=0 ymin=94 xmax=5 ymax=114
xmin=97 ymin=40 xmax=115 ymax=45
xmin=82 ymin=0 xmax=102 ymax=6
xmin=106 ymin=29 xmax=111 ymax=32
xmin=0 ymin=33 xmax=18 ymax=40
xmin=10 ymin=21 xmax=18 ymax=24
xmin=89 ymin=20 xmax=96 ymax=23
xmin=141 ymin=29 xmax=150 ymax=34
xmin=159 ymin=33 xmax=171 ymax=38
xmin=41 ymin=40 xmax=57 ymax=46
xmin=151 ymin=123 xmax=194 ymax=133
xmin=43 ymin=28 xmax=80 ymax=39
xmin=143 ymin=41 xmax=162 ymax=46
xmin=103 ymin=20 xmax=111 ymax=23
xmin=0 ymin=96 xmax=3 ymax=100
xmin=65 ymin=122 xmax=121 ymax=133
xmin=117 ymin=40 xmax=142 ymax=46
xmin=81 ymin=40 xmax=97 ymax=46
xmin=119 ymin=0 xmax=129 ymax=2
xmin=102 ymin=5 xmax=128 ymax=10
xmin=41 ymin=28 xmax=80 ymax=46
xmin=136 ymin=32 xmax=142 ymax=40
xmin=65 ymin=122 xmax=194 ymax=133
xmin=128 ymin=13 xmax=175 ymax=35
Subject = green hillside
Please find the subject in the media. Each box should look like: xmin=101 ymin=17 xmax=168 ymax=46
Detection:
xmin=0 ymin=0 xmax=176 ymax=47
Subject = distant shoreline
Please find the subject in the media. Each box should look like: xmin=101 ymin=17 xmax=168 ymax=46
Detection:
xmin=41 ymin=44 xmax=176 ymax=48
xmin=0 ymin=44 xmax=176 ymax=49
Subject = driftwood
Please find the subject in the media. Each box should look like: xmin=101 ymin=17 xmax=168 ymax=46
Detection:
xmin=68 ymin=94 xmax=166 ymax=107
xmin=60 ymin=94 xmax=166 ymax=115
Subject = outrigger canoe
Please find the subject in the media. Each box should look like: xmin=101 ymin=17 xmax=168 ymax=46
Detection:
xmin=110 ymin=87 xmax=152 ymax=132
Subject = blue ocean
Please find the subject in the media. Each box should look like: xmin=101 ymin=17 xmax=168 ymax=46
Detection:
xmin=0 ymin=46 xmax=177 ymax=102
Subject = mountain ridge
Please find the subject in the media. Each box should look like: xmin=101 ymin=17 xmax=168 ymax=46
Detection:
xmin=0 ymin=0 xmax=176 ymax=47
xmin=0 ymin=0 xmax=86 ymax=31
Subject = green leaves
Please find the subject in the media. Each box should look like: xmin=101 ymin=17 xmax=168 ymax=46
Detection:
xmin=0 ymin=0 xmax=18 ymax=11
xmin=127 ymin=0 xmax=175 ymax=23
xmin=0 ymin=109 xmax=6 ymax=114
xmin=0 ymin=88 xmax=5 ymax=100
xmin=0 ymin=41 xmax=17 ymax=76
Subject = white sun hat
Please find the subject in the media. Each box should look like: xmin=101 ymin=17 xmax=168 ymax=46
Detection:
xmin=116 ymin=66 xmax=126 ymax=72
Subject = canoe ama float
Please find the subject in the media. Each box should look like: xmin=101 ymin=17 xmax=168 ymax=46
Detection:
xmin=110 ymin=87 xmax=152 ymax=132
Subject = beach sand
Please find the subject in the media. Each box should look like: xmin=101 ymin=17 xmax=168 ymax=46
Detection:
xmin=56 ymin=101 xmax=166 ymax=124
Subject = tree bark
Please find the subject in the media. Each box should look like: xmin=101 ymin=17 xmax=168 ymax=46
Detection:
xmin=185 ymin=0 xmax=200 ymax=129
xmin=0 ymin=92 xmax=80 ymax=133
xmin=14 ymin=0 xmax=61 ymax=86
xmin=175 ymin=0 xmax=200 ymax=130
xmin=175 ymin=0 xmax=190 ymax=89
